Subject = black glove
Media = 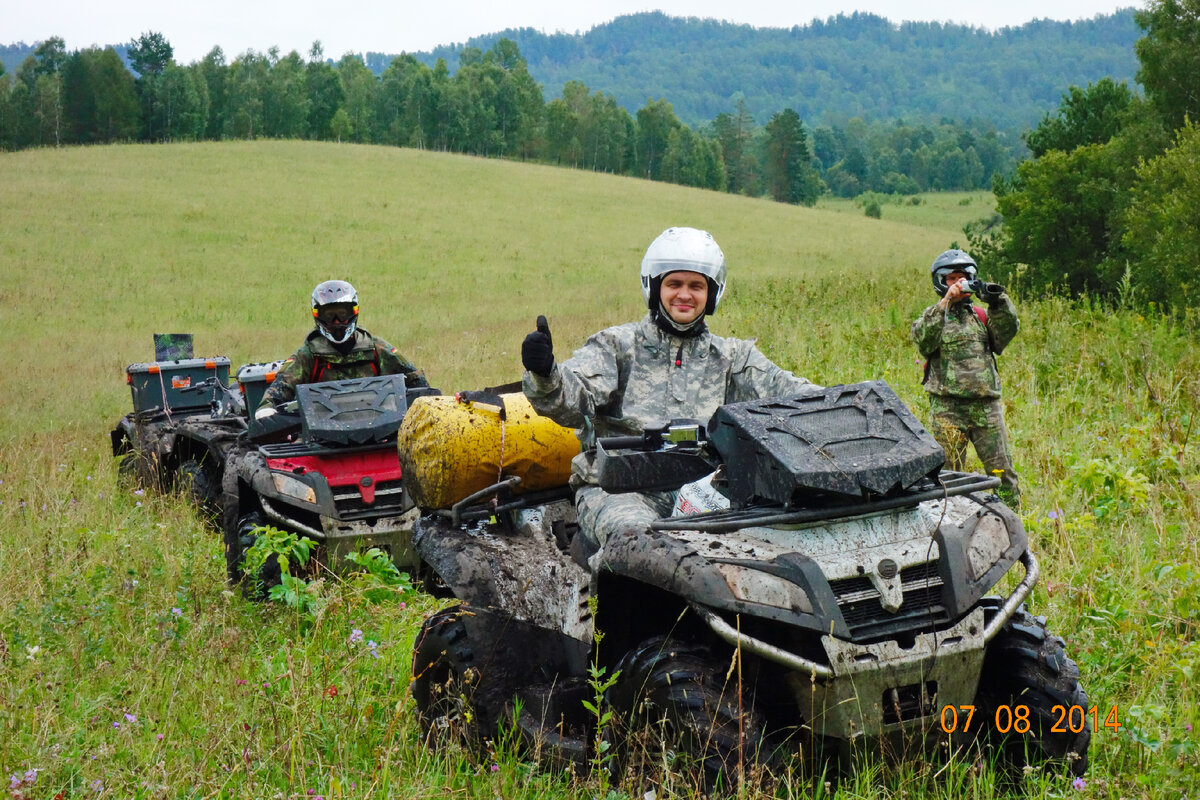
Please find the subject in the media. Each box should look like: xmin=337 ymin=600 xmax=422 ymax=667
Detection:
xmin=977 ymin=282 xmax=1006 ymax=304
xmin=522 ymin=315 xmax=555 ymax=377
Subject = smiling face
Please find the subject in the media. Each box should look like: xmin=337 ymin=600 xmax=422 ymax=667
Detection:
xmin=659 ymin=271 xmax=710 ymax=325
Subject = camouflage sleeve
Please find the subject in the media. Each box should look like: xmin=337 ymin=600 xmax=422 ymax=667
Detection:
xmin=984 ymin=294 xmax=1019 ymax=355
xmin=729 ymin=342 xmax=823 ymax=402
xmin=910 ymin=304 xmax=946 ymax=358
xmin=374 ymin=338 xmax=429 ymax=388
xmin=523 ymin=329 xmax=622 ymax=430
xmin=259 ymin=349 xmax=313 ymax=409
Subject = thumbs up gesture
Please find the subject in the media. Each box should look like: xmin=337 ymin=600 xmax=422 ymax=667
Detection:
xmin=521 ymin=315 xmax=555 ymax=377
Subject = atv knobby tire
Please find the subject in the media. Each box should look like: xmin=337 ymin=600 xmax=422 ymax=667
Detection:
xmin=176 ymin=458 xmax=221 ymax=519
xmin=974 ymin=607 xmax=1090 ymax=778
xmin=609 ymin=636 xmax=767 ymax=791
xmin=412 ymin=606 xmax=482 ymax=748
xmin=224 ymin=512 xmax=283 ymax=597
xmin=117 ymin=449 xmax=153 ymax=490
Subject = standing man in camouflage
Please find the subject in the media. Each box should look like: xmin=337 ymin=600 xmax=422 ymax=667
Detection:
xmin=255 ymin=280 xmax=427 ymax=418
xmin=521 ymin=227 xmax=822 ymax=563
xmin=912 ymin=249 xmax=1021 ymax=507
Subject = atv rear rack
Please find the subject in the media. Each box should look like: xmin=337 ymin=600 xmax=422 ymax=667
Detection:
xmin=651 ymin=471 xmax=1000 ymax=532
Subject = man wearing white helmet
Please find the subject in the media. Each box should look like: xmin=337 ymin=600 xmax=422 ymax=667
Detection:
xmin=521 ymin=227 xmax=821 ymax=560
xmin=256 ymin=280 xmax=427 ymax=417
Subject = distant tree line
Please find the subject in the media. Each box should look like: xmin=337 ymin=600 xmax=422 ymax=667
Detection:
xmin=0 ymin=33 xmax=1017 ymax=206
xmin=415 ymin=10 xmax=1141 ymax=131
xmin=969 ymin=0 xmax=1199 ymax=319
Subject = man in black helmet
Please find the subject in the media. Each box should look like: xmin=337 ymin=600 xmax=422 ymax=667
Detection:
xmin=256 ymin=280 xmax=427 ymax=418
xmin=912 ymin=249 xmax=1021 ymax=507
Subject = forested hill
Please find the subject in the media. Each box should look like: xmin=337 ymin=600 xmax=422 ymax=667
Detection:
xmin=393 ymin=10 xmax=1141 ymax=130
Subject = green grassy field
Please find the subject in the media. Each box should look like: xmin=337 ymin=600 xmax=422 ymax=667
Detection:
xmin=0 ymin=141 xmax=1196 ymax=798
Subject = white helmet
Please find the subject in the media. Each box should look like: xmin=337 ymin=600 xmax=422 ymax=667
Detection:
xmin=640 ymin=227 xmax=727 ymax=315
xmin=311 ymin=280 xmax=359 ymax=344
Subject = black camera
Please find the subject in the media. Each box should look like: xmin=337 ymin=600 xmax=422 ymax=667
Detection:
xmin=961 ymin=279 xmax=1004 ymax=302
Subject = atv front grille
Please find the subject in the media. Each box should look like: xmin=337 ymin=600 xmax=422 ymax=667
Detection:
xmin=332 ymin=478 xmax=407 ymax=519
xmin=831 ymin=561 xmax=949 ymax=642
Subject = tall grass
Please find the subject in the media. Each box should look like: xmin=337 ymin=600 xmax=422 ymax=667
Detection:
xmin=0 ymin=141 xmax=1196 ymax=797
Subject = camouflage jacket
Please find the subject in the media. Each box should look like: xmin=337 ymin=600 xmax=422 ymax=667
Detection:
xmin=911 ymin=295 xmax=1019 ymax=398
xmin=259 ymin=328 xmax=427 ymax=410
xmin=524 ymin=314 xmax=821 ymax=484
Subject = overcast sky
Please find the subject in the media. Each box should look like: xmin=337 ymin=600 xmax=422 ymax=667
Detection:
xmin=6 ymin=0 xmax=1138 ymax=64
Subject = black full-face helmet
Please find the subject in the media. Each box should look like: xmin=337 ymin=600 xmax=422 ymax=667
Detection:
xmin=311 ymin=280 xmax=359 ymax=344
xmin=930 ymin=249 xmax=978 ymax=296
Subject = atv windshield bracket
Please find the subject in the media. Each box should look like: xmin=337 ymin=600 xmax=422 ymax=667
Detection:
xmin=690 ymin=602 xmax=835 ymax=679
xmin=982 ymin=548 xmax=1039 ymax=642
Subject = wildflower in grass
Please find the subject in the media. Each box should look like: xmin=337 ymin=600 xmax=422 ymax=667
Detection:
xmin=91 ymin=779 xmax=103 ymax=792
xmin=156 ymin=734 xmax=164 ymax=741
xmin=325 ymin=685 xmax=338 ymax=697
xmin=367 ymin=640 xmax=380 ymax=659
xmin=24 ymin=769 xmax=38 ymax=783
xmin=348 ymin=628 xmax=363 ymax=645
xmin=171 ymin=608 xmax=182 ymax=617
xmin=235 ymin=679 xmax=247 ymax=686
xmin=10 ymin=774 xmax=21 ymax=790
xmin=1072 ymin=776 xmax=1087 ymax=790
xmin=1048 ymin=510 xmax=1059 ymax=519
xmin=113 ymin=721 xmax=120 ymax=728
xmin=124 ymin=713 xmax=136 ymax=724
xmin=490 ymin=764 xmax=499 ymax=772
xmin=133 ymin=489 xmax=145 ymax=496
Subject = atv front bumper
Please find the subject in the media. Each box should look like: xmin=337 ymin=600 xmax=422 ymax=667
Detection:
xmin=695 ymin=548 xmax=1039 ymax=741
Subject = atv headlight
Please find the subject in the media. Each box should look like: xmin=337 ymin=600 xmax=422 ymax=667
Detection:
xmin=271 ymin=473 xmax=317 ymax=505
xmin=714 ymin=564 xmax=813 ymax=613
xmin=966 ymin=513 xmax=1010 ymax=580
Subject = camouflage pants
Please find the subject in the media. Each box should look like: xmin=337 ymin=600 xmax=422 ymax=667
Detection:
xmin=574 ymin=485 xmax=677 ymax=566
xmin=928 ymin=395 xmax=1021 ymax=508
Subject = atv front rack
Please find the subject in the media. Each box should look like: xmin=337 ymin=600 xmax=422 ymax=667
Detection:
xmin=652 ymin=471 xmax=1000 ymax=532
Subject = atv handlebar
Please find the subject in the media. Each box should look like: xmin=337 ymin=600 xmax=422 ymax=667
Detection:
xmin=596 ymin=419 xmax=707 ymax=453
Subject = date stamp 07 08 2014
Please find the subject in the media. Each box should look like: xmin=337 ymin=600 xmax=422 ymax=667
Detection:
xmin=938 ymin=704 xmax=1121 ymax=735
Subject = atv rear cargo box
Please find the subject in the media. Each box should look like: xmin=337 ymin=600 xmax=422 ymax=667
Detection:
xmin=126 ymin=357 xmax=232 ymax=415
xmin=236 ymin=360 xmax=285 ymax=416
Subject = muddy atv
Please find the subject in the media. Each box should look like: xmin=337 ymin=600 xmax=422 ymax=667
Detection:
xmin=409 ymin=381 xmax=1089 ymax=786
xmin=111 ymin=353 xmax=246 ymax=519
xmin=222 ymin=374 xmax=439 ymax=586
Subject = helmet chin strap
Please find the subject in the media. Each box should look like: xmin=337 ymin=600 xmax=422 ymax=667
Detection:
xmin=654 ymin=303 xmax=706 ymax=337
